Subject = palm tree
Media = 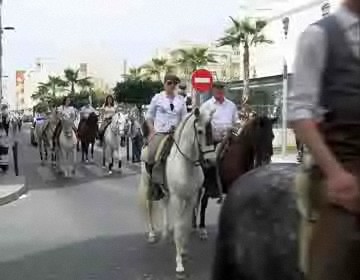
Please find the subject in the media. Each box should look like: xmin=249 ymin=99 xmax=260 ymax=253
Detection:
xmin=122 ymin=67 xmax=144 ymax=81
xmin=172 ymin=47 xmax=217 ymax=75
xmin=63 ymin=68 xmax=92 ymax=95
xmin=142 ymin=58 xmax=174 ymax=81
xmin=42 ymin=75 xmax=66 ymax=97
xmin=78 ymin=77 xmax=94 ymax=93
xmin=217 ymin=17 xmax=272 ymax=103
xmin=31 ymin=84 xmax=50 ymax=102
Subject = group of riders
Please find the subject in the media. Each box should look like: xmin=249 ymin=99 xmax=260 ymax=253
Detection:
xmin=34 ymin=94 xmax=119 ymax=151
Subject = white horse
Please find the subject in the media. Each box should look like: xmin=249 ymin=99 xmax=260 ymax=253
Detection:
xmin=102 ymin=111 xmax=127 ymax=174
xmin=138 ymin=108 xmax=213 ymax=275
xmin=56 ymin=110 xmax=77 ymax=177
xmin=34 ymin=111 xmax=57 ymax=165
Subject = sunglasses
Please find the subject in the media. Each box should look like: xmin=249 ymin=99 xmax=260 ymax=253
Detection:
xmin=170 ymin=103 xmax=174 ymax=111
xmin=166 ymin=80 xmax=178 ymax=86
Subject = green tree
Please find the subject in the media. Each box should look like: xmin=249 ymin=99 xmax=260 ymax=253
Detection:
xmin=113 ymin=79 xmax=163 ymax=111
xmin=122 ymin=67 xmax=145 ymax=81
xmin=63 ymin=68 xmax=92 ymax=95
xmin=142 ymin=58 xmax=174 ymax=81
xmin=172 ymin=47 xmax=217 ymax=75
xmin=217 ymin=17 xmax=272 ymax=103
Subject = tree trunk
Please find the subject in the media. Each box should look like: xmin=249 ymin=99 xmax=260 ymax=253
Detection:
xmin=242 ymin=42 xmax=250 ymax=105
xmin=71 ymin=83 xmax=75 ymax=95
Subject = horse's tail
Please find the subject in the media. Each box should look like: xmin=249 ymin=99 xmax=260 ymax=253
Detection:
xmin=138 ymin=152 xmax=162 ymax=229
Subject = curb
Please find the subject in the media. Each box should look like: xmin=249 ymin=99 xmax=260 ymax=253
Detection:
xmin=0 ymin=176 xmax=27 ymax=206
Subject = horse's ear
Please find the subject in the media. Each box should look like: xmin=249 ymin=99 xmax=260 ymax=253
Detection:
xmin=194 ymin=107 xmax=200 ymax=118
xmin=271 ymin=117 xmax=278 ymax=124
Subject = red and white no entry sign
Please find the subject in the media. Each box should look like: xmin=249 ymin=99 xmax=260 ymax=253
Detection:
xmin=191 ymin=69 xmax=213 ymax=92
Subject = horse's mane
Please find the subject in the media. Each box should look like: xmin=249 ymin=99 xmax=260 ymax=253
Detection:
xmin=173 ymin=112 xmax=195 ymax=143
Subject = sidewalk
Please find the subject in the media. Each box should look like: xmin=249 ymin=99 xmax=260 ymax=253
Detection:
xmin=271 ymin=152 xmax=298 ymax=163
xmin=0 ymin=175 xmax=27 ymax=206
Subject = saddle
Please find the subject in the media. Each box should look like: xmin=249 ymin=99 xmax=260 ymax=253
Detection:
xmin=146 ymin=135 xmax=174 ymax=201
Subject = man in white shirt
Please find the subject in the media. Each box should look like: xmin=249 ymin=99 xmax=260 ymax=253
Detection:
xmin=145 ymin=74 xmax=187 ymax=188
xmin=200 ymin=81 xmax=239 ymax=145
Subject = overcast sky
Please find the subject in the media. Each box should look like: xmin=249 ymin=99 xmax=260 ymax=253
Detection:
xmin=2 ymin=0 xmax=295 ymax=103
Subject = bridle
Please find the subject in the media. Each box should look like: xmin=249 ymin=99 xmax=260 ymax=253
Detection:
xmin=170 ymin=112 xmax=204 ymax=166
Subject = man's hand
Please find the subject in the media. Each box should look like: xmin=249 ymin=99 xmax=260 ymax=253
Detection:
xmin=326 ymin=168 xmax=360 ymax=213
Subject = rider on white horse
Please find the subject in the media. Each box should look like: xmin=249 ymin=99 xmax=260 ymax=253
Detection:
xmin=53 ymin=96 xmax=77 ymax=150
xmin=145 ymin=74 xmax=187 ymax=198
xmin=98 ymin=95 xmax=116 ymax=146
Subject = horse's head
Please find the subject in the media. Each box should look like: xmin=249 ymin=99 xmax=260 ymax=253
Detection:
xmin=246 ymin=115 xmax=275 ymax=167
xmin=61 ymin=110 xmax=75 ymax=133
xmin=87 ymin=112 xmax=99 ymax=126
xmin=110 ymin=112 xmax=127 ymax=136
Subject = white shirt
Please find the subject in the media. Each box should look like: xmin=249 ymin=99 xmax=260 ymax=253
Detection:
xmin=80 ymin=105 xmax=96 ymax=119
xmin=102 ymin=105 xmax=116 ymax=119
xmin=146 ymin=91 xmax=187 ymax=133
xmin=57 ymin=105 xmax=76 ymax=120
xmin=200 ymin=97 xmax=239 ymax=141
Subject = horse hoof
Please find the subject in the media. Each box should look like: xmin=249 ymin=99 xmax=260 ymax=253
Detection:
xmin=199 ymin=228 xmax=208 ymax=240
xmin=108 ymin=170 xmax=113 ymax=175
xmin=147 ymin=232 xmax=157 ymax=244
xmin=40 ymin=161 xmax=45 ymax=166
xmin=86 ymin=160 xmax=89 ymax=164
xmin=175 ymin=264 xmax=185 ymax=275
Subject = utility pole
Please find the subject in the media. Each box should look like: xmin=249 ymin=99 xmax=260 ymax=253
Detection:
xmin=0 ymin=1 xmax=15 ymax=102
xmin=281 ymin=17 xmax=289 ymax=156
xmin=0 ymin=0 xmax=3 ymax=102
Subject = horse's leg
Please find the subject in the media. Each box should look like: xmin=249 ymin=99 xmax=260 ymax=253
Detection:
xmin=172 ymin=194 xmax=195 ymax=274
xmin=90 ymin=141 xmax=94 ymax=161
xmin=146 ymin=200 xmax=157 ymax=243
xmin=72 ymin=143 xmax=76 ymax=175
xmin=161 ymin=195 xmax=171 ymax=241
xmin=199 ymin=193 xmax=209 ymax=240
xmin=192 ymin=189 xmax=201 ymax=230
xmin=81 ymin=141 xmax=85 ymax=162
xmin=39 ymin=140 xmax=44 ymax=164
xmin=85 ymin=142 xmax=89 ymax=162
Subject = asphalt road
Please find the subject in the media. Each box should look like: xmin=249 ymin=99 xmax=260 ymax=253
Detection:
xmin=0 ymin=123 xmax=220 ymax=280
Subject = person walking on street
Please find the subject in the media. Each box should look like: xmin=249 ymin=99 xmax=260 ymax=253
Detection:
xmin=288 ymin=1 xmax=360 ymax=279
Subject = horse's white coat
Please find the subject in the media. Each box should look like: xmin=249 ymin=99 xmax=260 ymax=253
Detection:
xmin=103 ymin=112 xmax=127 ymax=173
xmin=138 ymin=110 xmax=213 ymax=274
xmin=35 ymin=112 xmax=57 ymax=165
xmin=56 ymin=111 xmax=77 ymax=177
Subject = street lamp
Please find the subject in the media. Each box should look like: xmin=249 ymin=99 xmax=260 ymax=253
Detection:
xmin=281 ymin=17 xmax=289 ymax=156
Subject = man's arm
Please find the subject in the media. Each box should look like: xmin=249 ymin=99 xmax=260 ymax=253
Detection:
xmin=289 ymin=25 xmax=343 ymax=176
xmin=145 ymin=95 xmax=157 ymax=134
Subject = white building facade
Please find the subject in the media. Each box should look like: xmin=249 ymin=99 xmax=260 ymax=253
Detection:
xmin=250 ymin=0 xmax=341 ymax=77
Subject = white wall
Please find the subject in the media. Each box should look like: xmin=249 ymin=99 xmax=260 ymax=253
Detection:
xmin=251 ymin=0 xmax=341 ymax=77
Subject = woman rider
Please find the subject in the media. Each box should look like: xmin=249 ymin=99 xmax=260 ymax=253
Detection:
xmin=98 ymin=95 xmax=116 ymax=146
xmin=52 ymin=96 xmax=77 ymax=149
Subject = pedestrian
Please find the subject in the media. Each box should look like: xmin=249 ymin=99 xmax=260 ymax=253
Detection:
xmin=288 ymin=1 xmax=360 ymax=279
xmin=129 ymin=116 xmax=142 ymax=163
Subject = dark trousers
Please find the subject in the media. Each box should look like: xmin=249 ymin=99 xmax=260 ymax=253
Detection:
xmin=132 ymin=135 xmax=142 ymax=162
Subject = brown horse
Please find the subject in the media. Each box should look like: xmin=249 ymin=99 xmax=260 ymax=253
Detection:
xmin=78 ymin=112 xmax=98 ymax=162
xmin=192 ymin=116 xmax=276 ymax=239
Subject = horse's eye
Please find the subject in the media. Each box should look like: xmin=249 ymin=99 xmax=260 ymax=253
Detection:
xmin=197 ymin=129 xmax=203 ymax=135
